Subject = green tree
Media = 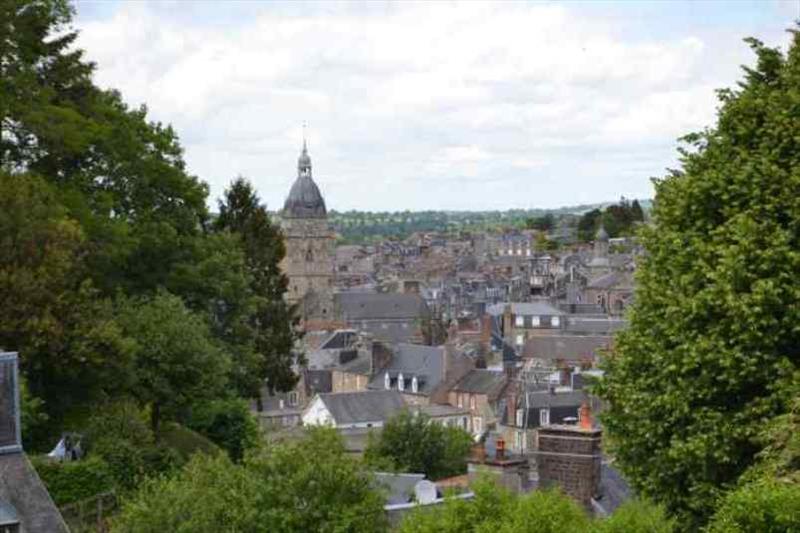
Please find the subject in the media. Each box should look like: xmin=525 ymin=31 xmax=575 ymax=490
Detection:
xmin=0 ymin=172 xmax=134 ymax=428
xmin=596 ymin=33 xmax=800 ymax=527
xmin=577 ymin=208 xmax=603 ymax=242
xmin=113 ymin=428 xmax=385 ymax=533
xmin=706 ymin=481 xmax=800 ymax=533
xmin=214 ymin=177 xmax=301 ymax=398
xmin=187 ymin=398 xmax=259 ymax=462
xmin=116 ymin=291 xmax=230 ymax=435
xmin=365 ymin=411 xmax=473 ymax=480
xmin=526 ymin=213 xmax=555 ymax=231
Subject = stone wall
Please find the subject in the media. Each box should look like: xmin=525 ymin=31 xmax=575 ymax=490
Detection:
xmin=536 ymin=426 xmax=602 ymax=507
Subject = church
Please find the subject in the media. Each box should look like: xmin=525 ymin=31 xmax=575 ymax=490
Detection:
xmin=279 ymin=140 xmax=336 ymax=322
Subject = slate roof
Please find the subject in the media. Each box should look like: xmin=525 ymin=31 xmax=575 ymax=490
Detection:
xmin=338 ymin=355 xmax=372 ymax=375
xmin=565 ymin=317 xmax=628 ymax=335
xmin=317 ymin=390 xmax=406 ymax=425
xmin=417 ymin=404 xmax=470 ymax=418
xmin=373 ymin=473 xmax=425 ymax=505
xmin=336 ymin=292 xmax=429 ymax=320
xmin=367 ymin=344 xmax=444 ymax=396
xmin=0 ymin=453 xmax=68 ymax=532
xmin=587 ymin=271 xmax=634 ymax=290
xmin=486 ymin=301 xmax=565 ymax=317
xmin=525 ymin=389 xmax=587 ymax=409
xmin=593 ymin=463 xmax=633 ymax=516
xmin=523 ymin=335 xmax=613 ymax=361
xmin=451 ymin=370 xmax=508 ymax=399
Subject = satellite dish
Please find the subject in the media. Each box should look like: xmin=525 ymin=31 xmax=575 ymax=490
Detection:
xmin=414 ymin=480 xmax=437 ymax=505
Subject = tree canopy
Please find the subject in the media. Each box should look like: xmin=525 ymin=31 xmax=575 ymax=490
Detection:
xmin=596 ymin=31 xmax=800 ymax=528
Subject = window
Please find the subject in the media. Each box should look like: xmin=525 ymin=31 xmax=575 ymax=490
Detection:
xmin=462 ymin=417 xmax=468 ymax=430
xmin=540 ymin=408 xmax=550 ymax=426
xmin=411 ymin=376 xmax=418 ymax=393
xmin=551 ymin=316 xmax=560 ymax=327
xmin=457 ymin=394 xmax=464 ymax=408
xmin=531 ymin=315 xmax=541 ymax=327
xmin=288 ymin=392 xmax=298 ymax=406
xmin=469 ymin=395 xmax=476 ymax=410
xmin=515 ymin=315 xmax=524 ymax=327
xmin=516 ymin=334 xmax=524 ymax=346
xmin=473 ymin=416 xmax=483 ymax=435
xmin=516 ymin=408 xmax=524 ymax=427
xmin=384 ymin=372 xmax=391 ymax=390
xmin=398 ymin=373 xmax=405 ymax=391
xmin=515 ymin=431 xmax=524 ymax=452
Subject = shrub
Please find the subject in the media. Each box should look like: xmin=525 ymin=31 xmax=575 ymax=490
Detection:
xmin=32 ymin=455 xmax=115 ymax=505
xmin=187 ymin=398 xmax=259 ymax=462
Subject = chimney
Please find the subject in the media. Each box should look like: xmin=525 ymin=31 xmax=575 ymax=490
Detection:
xmin=579 ymin=401 xmax=592 ymax=430
xmin=370 ymin=341 xmax=392 ymax=375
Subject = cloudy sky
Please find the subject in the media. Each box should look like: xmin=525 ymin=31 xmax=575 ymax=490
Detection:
xmin=72 ymin=0 xmax=797 ymax=212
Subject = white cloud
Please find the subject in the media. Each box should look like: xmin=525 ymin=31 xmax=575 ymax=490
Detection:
xmin=72 ymin=1 xmax=792 ymax=211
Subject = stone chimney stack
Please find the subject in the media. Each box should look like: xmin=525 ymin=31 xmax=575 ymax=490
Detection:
xmin=536 ymin=422 xmax=602 ymax=509
xmin=369 ymin=340 xmax=392 ymax=376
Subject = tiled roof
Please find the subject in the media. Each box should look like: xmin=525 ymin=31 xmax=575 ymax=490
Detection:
xmin=452 ymin=370 xmax=508 ymax=398
xmin=336 ymin=292 xmax=430 ymax=320
xmin=367 ymin=344 xmax=444 ymax=395
xmin=523 ymin=335 xmax=613 ymax=361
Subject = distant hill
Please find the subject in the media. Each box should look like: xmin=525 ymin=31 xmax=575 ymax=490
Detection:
xmin=327 ymin=199 xmax=651 ymax=244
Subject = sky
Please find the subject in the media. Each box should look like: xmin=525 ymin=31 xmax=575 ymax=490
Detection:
xmin=71 ymin=0 xmax=799 ymax=212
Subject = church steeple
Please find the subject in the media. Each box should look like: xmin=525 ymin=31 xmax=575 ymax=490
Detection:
xmin=298 ymin=139 xmax=312 ymax=178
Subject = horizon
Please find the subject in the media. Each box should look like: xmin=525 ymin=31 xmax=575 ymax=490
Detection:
xmin=73 ymin=0 xmax=797 ymax=211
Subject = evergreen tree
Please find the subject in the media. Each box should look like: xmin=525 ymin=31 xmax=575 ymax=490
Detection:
xmin=215 ymin=178 xmax=302 ymax=398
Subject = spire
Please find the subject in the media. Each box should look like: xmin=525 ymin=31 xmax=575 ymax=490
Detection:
xmin=297 ymin=122 xmax=312 ymax=178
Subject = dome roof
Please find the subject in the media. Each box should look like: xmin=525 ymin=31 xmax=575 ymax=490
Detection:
xmin=283 ymin=141 xmax=327 ymax=218
xmin=283 ymin=175 xmax=327 ymax=218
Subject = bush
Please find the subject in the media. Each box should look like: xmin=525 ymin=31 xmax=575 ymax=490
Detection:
xmin=32 ymin=456 xmax=115 ymax=505
xmin=706 ymin=481 xmax=800 ymax=533
xmin=365 ymin=411 xmax=472 ymax=480
xmin=594 ymin=500 xmax=675 ymax=533
xmin=187 ymin=398 xmax=259 ymax=462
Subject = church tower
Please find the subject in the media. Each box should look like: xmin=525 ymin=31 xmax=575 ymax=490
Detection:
xmin=280 ymin=139 xmax=335 ymax=321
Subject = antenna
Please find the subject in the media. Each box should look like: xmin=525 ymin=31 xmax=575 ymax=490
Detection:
xmin=302 ymin=121 xmax=308 ymax=150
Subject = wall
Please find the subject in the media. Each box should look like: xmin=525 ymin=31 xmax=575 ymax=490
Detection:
xmin=331 ymin=370 xmax=369 ymax=393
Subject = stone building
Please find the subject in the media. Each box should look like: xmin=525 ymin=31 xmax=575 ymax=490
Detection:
xmin=280 ymin=140 xmax=336 ymax=321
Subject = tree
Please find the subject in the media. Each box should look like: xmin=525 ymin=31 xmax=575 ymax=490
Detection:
xmin=596 ymin=33 xmax=800 ymax=527
xmin=399 ymin=480 xmax=591 ymax=533
xmin=707 ymin=481 xmax=800 ymax=533
xmin=577 ymin=208 xmax=603 ymax=242
xmin=365 ymin=411 xmax=473 ymax=480
xmin=526 ymin=213 xmax=555 ymax=232
xmin=0 ymin=172 xmax=134 ymax=428
xmin=113 ymin=428 xmax=385 ymax=533
xmin=215 ymin=177 xmax=301 ymax=398
xmin=116 ymin=291 xmax=230 ymax=435
xmin=187 ymin=398 xmax=259 ymax=462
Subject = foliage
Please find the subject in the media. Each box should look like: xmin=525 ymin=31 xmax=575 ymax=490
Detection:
xmin=187 ymin=398 xmax=259 ymax=462
xmin=113 ymin=427 xmax=385 ymax=533
xmin=32 ymin=456 xmax=115 ymax=506
xmin=526 ymin=213 xmax=555 ymax=231
xmin=84 ymin=401 xmax=183 ymax=492
xmin=0 ymin=172 xmax=134 ymax=425
xmin=577 ymin=198 xmax=644 ymax=241
xmin=399 ymin=480 xmax=590 ymax=533
xmin=115 ymin=291 xmax=230 ymax=434
xmin=214 ymin=177 xmax=301 ymax=397
xmin=706 ymin=481 xmax=800 ymax=533
xmin=111 ymin=452 xmax=259 ymax=533
xmin=20 ymin=377 xmax=49 ymax=451
xmin=596 ymin=33 xmax=800 ymax=528
xmin=365 ymin=411 xmax=473 ymax=480
xmin=594 ymin=500 xmax=675 ymax=533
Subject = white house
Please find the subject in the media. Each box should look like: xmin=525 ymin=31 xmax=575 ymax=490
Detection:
xmin=302 ymin=390 xmax=406 ymax=429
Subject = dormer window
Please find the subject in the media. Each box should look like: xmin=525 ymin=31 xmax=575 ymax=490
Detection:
xmin=411 ymin=376 xmax=418 ymax=393
xmin=398 ymin=373 xmax=405 ymax=391
xmin=515 ymin=316 xmax=524 ymax=327
xmin=531 ymin=315 xmax=541 ymax=327
xmin=551 ymin=316 xmax=560 ymax=328
xmin=384 ymin=372 xmax=391 ymax=390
